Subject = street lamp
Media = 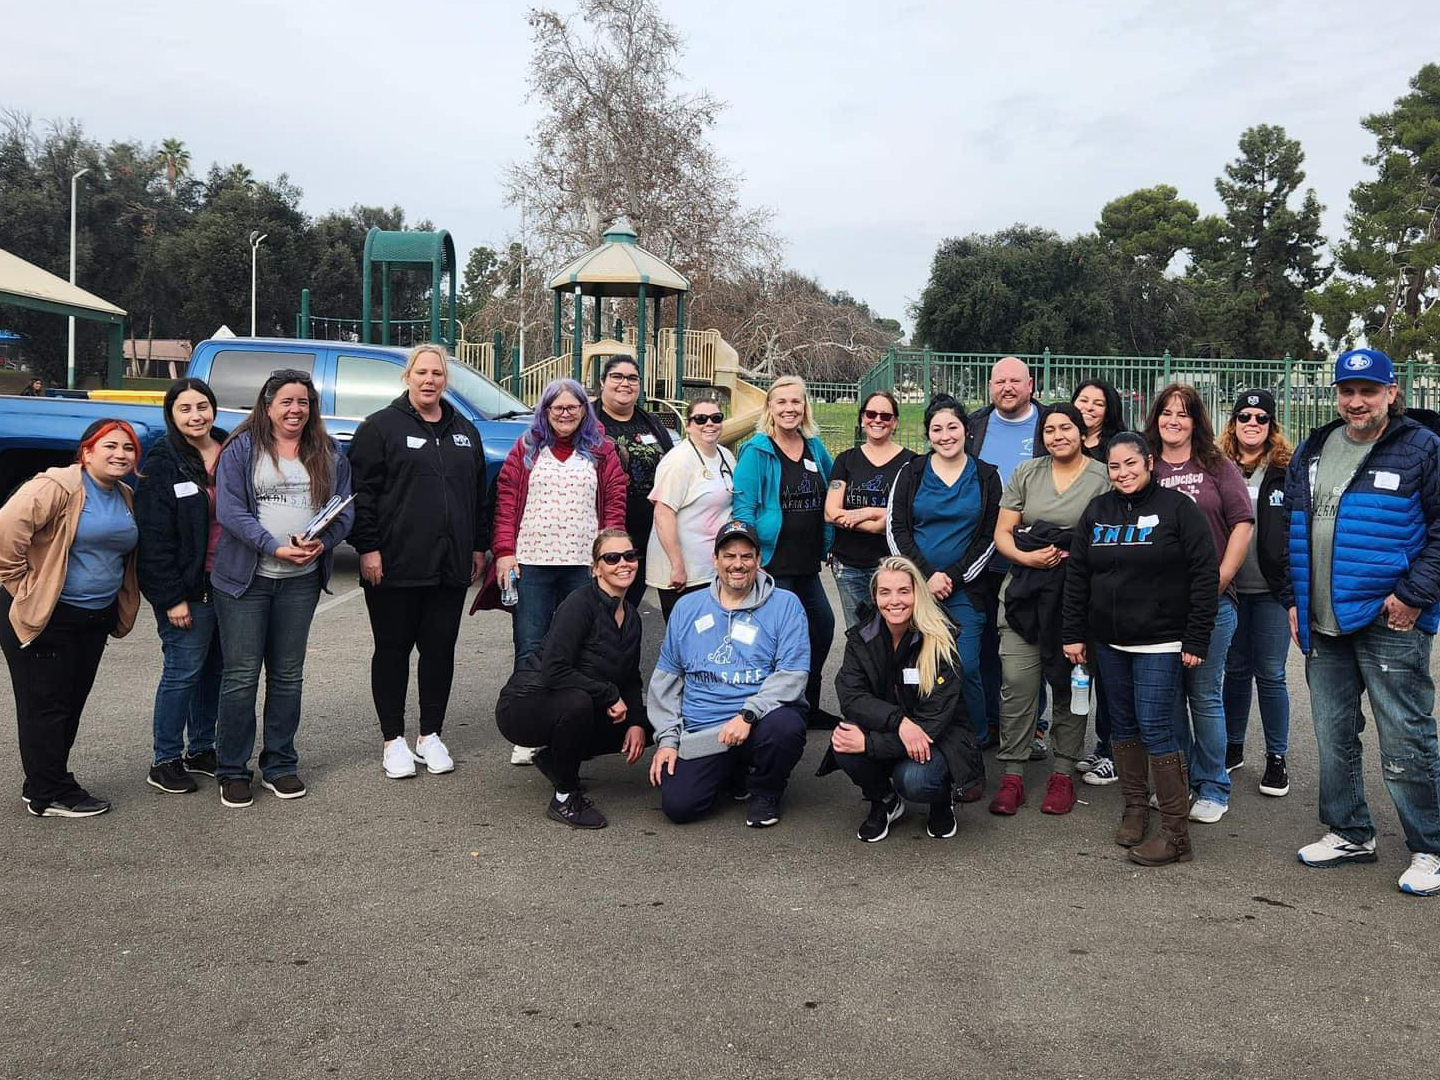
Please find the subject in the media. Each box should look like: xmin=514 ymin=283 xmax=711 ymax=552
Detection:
xmin=68 ymin=167 xmax=90 ymax=389
xmin=249 ymin=230 xmax=268 ymax=337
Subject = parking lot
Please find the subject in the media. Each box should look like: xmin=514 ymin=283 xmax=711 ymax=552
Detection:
xmin=2 ymin=550 xmax=1435 ymax=1079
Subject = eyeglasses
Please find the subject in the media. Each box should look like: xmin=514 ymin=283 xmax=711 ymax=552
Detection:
xmin=1236 ymin=411 xmax=1271 ymax=425
xmin=605 ymin=372 xmax=640 ymax=384
xmin=597 ymin=549 xmax=640 ymax=565
xmin=689 ymin=412 xmax=725 ymax=426
xmin=548 ymin=403 xmax=582 ymax=416
xmin=863 ymin=409 xmax=896 ymax=422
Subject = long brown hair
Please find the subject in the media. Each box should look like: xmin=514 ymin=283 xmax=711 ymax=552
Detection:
xmin=225 ymin=370 xmax=334 ymax=505
xmin=1144 ymin=384 xmax=1224 ymax=475
xmin=1220 ymin=417 xmax=1292 ymax=469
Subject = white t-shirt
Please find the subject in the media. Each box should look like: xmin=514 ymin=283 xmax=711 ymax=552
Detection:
xmin=645 ymin=441 xmax=736 ymax=588
xmin=254 ymin=453 xmax=318 ymax=579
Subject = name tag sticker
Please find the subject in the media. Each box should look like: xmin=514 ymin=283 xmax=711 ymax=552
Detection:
xmin=731 ymin=621 xmax=758 ymax=645
xmin=803 ymin=459 xmax=819 ymax=472
xmin=638 ymin=433 xmax=658 ymax=444
xmin=173 ymin=481 xmax=200 ymax=498
xmin=1374 ymin=470 xmax=1400 ymax=491
xmin=693 ymin=613 xmax=715 ymax=633
xmin=1137 ymin=514 xmax=1159 ymax=529
xmin=406 ymin=436 xmax=426 ymax=449
xmin=902 ymin=667 xmax=920 ymax=685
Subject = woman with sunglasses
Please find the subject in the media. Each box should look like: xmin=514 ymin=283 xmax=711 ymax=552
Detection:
xmin=825 ymin=391 xmax=914 ymax=629
xmin=1219 ymin=389 xmax=1293 ymax=797
xmin=0 ymin=419 xmax=142 ymax=818
xmin=594 ymin=355 xmax=674 ymax=607
xmin=212 ymin=370 xmax=354 ymax=808
xmin=495 ymin=529 xmax=649 ymax=828
xmin=646 ymin=394 xmax=736 ymax=620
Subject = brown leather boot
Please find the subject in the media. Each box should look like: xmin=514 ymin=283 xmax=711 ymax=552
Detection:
xmin=1111 ymin=737 xmax=1150 ymax=847
xmin=1129 ymin=752 xmax=1193 ymax=866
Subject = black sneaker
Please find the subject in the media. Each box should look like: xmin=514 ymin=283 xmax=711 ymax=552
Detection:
xmin=927 ymin=800 xmax=958 ymax=839
xmin=746 ymin=794 xmax=781 ymax=828
xmin=1225 ymin=742 xmax=1245 ymax=773
xmin=1259 ymin=753 xmax=1289 ymax=797
xmin=261 ymin=775 xmax=307 ymax=800
xmin=147 ymin=760 xmax=198 ymax=794
xmin=546 ymin=792 xmax=607 ymax=829
xmin=182 ymin=749 xmax=217 ymax=777
xmin=857 ymin=791 xmax=904 ymax=842
xmin=28 ymin=794 xmax=111 ymax=818
xmin=1029 ymin=738 xmax=1049 ymax=762
xmin=219 ymin=778 xmax=253 ymax=808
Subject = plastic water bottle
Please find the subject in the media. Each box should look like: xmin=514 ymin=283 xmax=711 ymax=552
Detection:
xmin=500 ymin=569 xmax=519 ymax=608
xmin=1070 ymin=664 xmax=1091 ymax=716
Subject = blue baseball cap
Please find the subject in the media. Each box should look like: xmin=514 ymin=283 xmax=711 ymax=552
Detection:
xmin=1333 ymin=348 xmax=1395 ymax=386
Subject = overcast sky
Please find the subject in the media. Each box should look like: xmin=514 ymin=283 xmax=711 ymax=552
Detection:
xmin=7 ymin=1 xmax=1436 ymax=332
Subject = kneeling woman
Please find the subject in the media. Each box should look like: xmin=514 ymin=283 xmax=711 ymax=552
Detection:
xmin=820 ymin=556 xmax=983 ymax=842
xmin=495 ymin=529 xmax=650 ymax=829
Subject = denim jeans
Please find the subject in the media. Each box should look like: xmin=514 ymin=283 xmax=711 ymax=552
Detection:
xmin=835 ymin=750 xmax=952 ymax=803
xmin=1094 ymin=644 xmax=1182 ymax=755
xmin=770 ymin=572 xmax=836 ymax=718
xmin=214 ymin=572 xmax=321 ymax=782
xmin=1224 ymin=591 xmax=1291 ymax=755
xmin=513 ymin=564 xmax=593 ymax=669
xmin=1307 ymin=620 xmax=1440 ymax=854
xmin=151 ymin=597 xmax=222 ymax=765
xmin=942 ymin=591 xmax=988 ymax=743
xmin=1173 ymin=597 xmax=1238 ymax=804
xmin=830 ymin=561 xmax=875 ymax=631
xmin=979 ymin=574 xmax=1003 ymax=730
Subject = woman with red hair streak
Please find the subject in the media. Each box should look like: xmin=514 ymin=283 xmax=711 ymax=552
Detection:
xmin=0 ymin=419 xmax=143 ymax=818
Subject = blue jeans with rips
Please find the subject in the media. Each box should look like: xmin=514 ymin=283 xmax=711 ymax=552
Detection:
xmin=1224 ymin=591 xmax=1291 ymax=755
xmin=151 ymin=596 xmax=222 ymax=765
xmin=1173 ymin=597 xmax=1238 ymax=804
xmin=1094 ymin=644 xmax=1182 ymax=755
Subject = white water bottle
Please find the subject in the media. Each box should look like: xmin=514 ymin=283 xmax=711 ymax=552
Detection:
xmin=1070 ymin=663 xmax=1091 ymax=716
xmin=500 ymin=569 xmax=519 ymax=608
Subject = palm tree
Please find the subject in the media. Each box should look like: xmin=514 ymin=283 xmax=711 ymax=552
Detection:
xmin=157 ymin=138 xmax=190 ymax=192
xmin=224 ymin=163 xmax=255 ymax=189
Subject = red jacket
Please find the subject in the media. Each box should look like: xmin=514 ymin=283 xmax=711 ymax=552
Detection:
xmin=490 ymin=434 xmax=628 ymax=560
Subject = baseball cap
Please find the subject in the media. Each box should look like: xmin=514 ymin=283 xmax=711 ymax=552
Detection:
xmin=1333 ymin=348 xmax=1395 ymax=386
xmin=1232 ymin=389 xmax=1276 ymax=419
xmin=713 ymin=520 xmax=760 ymax=554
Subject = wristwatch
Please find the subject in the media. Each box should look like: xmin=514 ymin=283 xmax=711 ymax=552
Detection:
xmin=739 ymin=708 xmax=759 ymax=726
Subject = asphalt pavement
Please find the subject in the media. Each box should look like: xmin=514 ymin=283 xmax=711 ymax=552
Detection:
xmin=1 ymin=550 xmax=1435 ymax=1079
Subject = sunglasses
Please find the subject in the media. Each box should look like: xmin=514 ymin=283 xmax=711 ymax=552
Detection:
xmin=266 ymin=368 xmax=314 ymax=386
xmin=863 ymin=409 xmax=896 ymax=422
xmin=597 ymin=549 xmax=640 ymax=565
xmin=1236 ymin=411 xmax=1271 ymax=425
xmin=689 ymin=412 xmax=725 ymax=426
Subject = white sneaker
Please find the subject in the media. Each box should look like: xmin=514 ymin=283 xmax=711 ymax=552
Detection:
xmin=510 ymin=744 xmax=538 ymax=766
xmin=1398 ymin=852 xmax=1440 ymax=896
xmin=1188 ymin=798 xmax=1228 ymax=824
xmin=1297 ymin=831 xmax=1378 ymax=867
xmin=382 ymin=738 xmax=416 ymax=779
xmin=414 ymin=734 xmax=454 ymax=775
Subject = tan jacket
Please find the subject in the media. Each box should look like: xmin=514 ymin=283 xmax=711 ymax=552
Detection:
xmin=0 ymin=464 xmax=140 ymax=645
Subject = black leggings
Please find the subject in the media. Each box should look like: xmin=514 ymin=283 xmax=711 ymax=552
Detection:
xmin=496 ymin=686 xmax=644 ymax=791
xmin=362 ymin=584 xmax=466 ymax=741
xmin=658 ymin=583 xmax=707 ymax=621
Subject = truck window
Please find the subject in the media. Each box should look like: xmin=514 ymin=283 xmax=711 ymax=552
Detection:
xmin=335 ymin=355 xmax=403 ymax=419
xmin=208 ymin=350 xmax=316 ymax=410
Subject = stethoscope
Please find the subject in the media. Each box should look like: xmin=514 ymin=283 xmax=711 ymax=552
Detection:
xmin=690 ymin=440 xmax=734 ymax=492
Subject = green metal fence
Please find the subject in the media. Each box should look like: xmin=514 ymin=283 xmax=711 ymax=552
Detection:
xmin=296 ymin=314 xmax=435 ymax=346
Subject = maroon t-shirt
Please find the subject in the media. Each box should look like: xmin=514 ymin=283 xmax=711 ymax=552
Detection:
xmin=204 ymin=465 xmax=221 ymax=574
xmin=1155 ymin=456 xmax=1254 ymax=601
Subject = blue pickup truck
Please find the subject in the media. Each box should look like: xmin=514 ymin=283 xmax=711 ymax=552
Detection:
xmin=0 ymin=337 xmax=533 ymax=498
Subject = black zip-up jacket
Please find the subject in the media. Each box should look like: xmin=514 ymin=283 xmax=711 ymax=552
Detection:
xmin=886 ymin=452 xmax=1001 ymax=609
xmin=1001 ymin=521 xmax=1075 ymax=686
xmin=1062 ymin=479 xmax=1219 ymax=657
xmin=348 ymin=395 xmax=488 ymax=589
xmin=817 ymin=612 xmax=983 ymax=793
xmin=499 ymin=580 xmax=646 ymax=717
xmin=1239 ymin=459 xmax=1288 ymax=598
xmin=133 ymin=427 xmax=229 ymax=609
xmin=964 ymin=402 xmax=1050 ymax=462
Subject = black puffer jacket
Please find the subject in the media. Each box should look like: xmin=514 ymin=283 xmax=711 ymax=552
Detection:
xmin=133 ymin=428 xmax=228 ymax=609
xmin=499 ymin=580 xmax=647 ymax=717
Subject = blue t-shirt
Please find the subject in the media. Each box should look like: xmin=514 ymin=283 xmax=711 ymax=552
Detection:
xmin=912 ymin=457 xmax=980 ymax=574
xmin=978 ymin=408 xmax=1036 ymax=486
xmin=60 ymin=473 xmax=138 ymax=609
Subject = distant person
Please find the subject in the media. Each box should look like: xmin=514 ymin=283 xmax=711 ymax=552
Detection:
xmin=1219 ymin=389 xmax=1292 ymax=797
xmin=820 ymin=556 xmax=983 ymax=842
xmin=0 ymin=419 xmax=142 ymax=817
xmin=825 ymin=391 xmax=914 ymax=628
xmin=491 ymin=377 xmax=627 ymax=765
xmin=496 ymin=530 xmax=650 ymax=829
xmin=648 ymin=521 xmax=809 ymax=828
xmin=594 ymin=355 xmax=673 ymax=607
xmin=1062 ymin=432 xmax=1218 ymax=867
xmin=733 ymin=375 xmax=837 ymax=725
xmin=134 ymin=379 xmax=228 ymax=795
xmin=20 ymin=377 xmax=44 ymax=397
xmin=212 ymin=370 xmax=354 ymax=808
xmin=1071 ymin=377 xmax=1127 ymax=461
xmin=348 ymin=344 xmax=488 ymax=781
xmin=1285 ymin=349 xmax=1440 ymax=897
xmin=645 ymin=394 xmax=735 ymax=620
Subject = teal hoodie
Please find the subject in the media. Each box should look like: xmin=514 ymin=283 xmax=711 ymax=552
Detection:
xmin=732 ymin=432 xmax=834 ymax=566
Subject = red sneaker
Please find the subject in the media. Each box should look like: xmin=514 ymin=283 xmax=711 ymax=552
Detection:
xmin=988 ymin=774 xmax=1025 ymax=816
xmin=1040 ymin=772 xmax=1076 ymax=815
xmin=957 ymin=779 xmax=984 ymax=803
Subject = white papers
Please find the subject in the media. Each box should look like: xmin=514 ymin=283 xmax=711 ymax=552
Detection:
xmin=297 ymin=494 xmax=355 ymax=543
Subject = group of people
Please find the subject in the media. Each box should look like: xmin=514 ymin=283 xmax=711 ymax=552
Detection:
xmin=1 ymin=344 xmax=1437 ymax=897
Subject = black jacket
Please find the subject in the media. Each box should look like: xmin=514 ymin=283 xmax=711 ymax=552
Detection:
xmin=133 ymin=428 xmax=229 ymax=609
xmin=964 ymin=402 xmax=1050 ymax=462
xmin=818 ymin=613 xmax=983 ymax=793
xmin=1001 ymin=521 xmax=1074 ymax=687
xmin=348 ymin=395 xmax=489 ymax=589
xmin=499 ymin=580 xmax=646 ymax=717
xmin=886 ymin=452 xmax=1001 ymax=609
xmin=1062 ymin=478 xmax=1219 ymax=657
xmin=1242 ymin=459 xmax=1288 ymax=599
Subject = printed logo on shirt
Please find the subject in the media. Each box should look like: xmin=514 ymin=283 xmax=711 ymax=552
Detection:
xmin=451 ymin=433 xmax=472 ymax=448
xmin=1157 ymin=471 xmax=1204 ymax=503
xmin=844 ymin=470 xmax=892 ymax=511
xmin=1020 ymin=437 xmax=1034 ymax=457
xmin=1268 ymin=489 xmax=1285 ymax=507
xmin=779 ymin=469 xmax=822 ymax=512
xmin=1091 ymin=520 xmax=1157 ymax=546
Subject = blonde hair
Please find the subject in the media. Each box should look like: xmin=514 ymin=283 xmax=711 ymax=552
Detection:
xmin=1220 ymin=416 xmax=1292 ymax=469
xmin=402 ymin=343 xmax=449 ymax=382
xmin=870 ymin=556 xmax=958 ymax=697
xmin=757 ymin=375 xmax=817 ymax=439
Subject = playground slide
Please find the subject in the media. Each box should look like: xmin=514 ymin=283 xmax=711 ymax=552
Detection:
xmin=711 ymin=336 xmax=767 ymax=450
